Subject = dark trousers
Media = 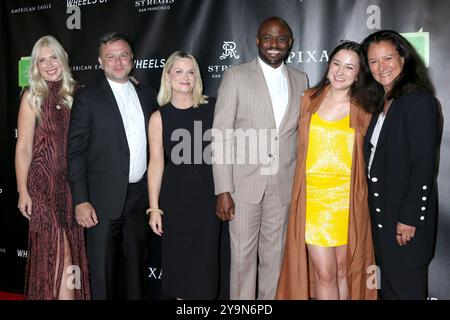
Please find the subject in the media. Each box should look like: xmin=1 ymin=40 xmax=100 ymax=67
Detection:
xmin=218 ymin=221 xmax=230 ymax=300
xmin=87 ymin=180 xmax=150 ymax=299
xmin=380 ymin=264 xmax=428 ymax=300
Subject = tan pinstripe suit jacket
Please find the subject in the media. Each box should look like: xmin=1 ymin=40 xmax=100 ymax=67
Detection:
xmin=212 ymin=58 xmax=308 ymax=205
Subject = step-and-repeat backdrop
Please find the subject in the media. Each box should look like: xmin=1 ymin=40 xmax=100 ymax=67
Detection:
xmin=1 ymin=0 xmax=449 ymax=299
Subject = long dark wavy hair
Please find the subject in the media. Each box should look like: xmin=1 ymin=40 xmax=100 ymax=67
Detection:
xmin=311 ymin=41 xmax=378 ymax=113
xmin=361 ymin=30 xmax=435 ymax=111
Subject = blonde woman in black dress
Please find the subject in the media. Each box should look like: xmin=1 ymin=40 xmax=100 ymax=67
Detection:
xmin=147 ymin=51 xmax=221 ymax=299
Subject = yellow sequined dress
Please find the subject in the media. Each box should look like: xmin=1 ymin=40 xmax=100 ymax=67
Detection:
xmin=305 ymin=113 xmax=354 ymax=247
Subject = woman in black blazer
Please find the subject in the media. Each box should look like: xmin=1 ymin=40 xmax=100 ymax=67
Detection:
xmin=361 ymin=30 xmax=439 ymax=299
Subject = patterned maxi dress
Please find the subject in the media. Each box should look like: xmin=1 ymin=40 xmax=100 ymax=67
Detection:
xmin=25 ymin=81 xmax=90 ymax=299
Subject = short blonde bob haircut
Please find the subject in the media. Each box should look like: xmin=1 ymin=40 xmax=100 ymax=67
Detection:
xmin=157 ymin=51 xmax=207 ymax=107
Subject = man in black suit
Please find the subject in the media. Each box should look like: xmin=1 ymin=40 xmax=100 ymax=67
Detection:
xmin=68 ymin=32 xmax=156 ymax=299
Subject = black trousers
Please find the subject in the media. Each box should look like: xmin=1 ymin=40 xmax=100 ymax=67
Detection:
xmin=87 ymin=180 xmax=150 ymax=300
xmin=379 ymin=264 xmax=428 ymax=300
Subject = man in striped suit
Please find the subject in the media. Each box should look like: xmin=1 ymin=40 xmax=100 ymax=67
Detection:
xmin=212 ymin=16 xmax=308 ymax=300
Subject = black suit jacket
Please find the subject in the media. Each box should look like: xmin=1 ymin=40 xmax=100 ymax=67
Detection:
xmin=364 ymin=90 xmax=439 ymax=272
xmin=68 ymin=74 xmax=157 ymax=219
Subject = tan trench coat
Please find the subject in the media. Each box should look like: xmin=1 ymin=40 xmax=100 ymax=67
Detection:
xmin=276 ymin=86 xmax=378 ymax=300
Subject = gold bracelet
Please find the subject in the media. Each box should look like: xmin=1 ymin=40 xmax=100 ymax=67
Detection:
xmin=146 ymin=208 xmax=164 ymax=215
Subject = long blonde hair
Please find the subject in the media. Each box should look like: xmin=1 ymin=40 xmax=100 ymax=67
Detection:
xmin=28 ymin=35 xmax=75 ymax=120
xmin=157 ymin=51 xmax=207 ymax=107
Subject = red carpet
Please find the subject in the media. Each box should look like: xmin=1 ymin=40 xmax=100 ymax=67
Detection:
xmin=0 ymin=291 xmax=25 ymax=300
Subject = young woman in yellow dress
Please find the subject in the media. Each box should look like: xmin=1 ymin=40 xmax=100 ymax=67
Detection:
xmin=277 ymin=41 xmax=378 ymax=300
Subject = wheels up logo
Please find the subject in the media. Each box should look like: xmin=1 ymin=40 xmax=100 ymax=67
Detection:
xmin=16 ymin=249 xmax=28 ymax=258
xmin=66 ymin=0 xmax=109 ymax=6
xmin=401 ymin=28 xmax=430 ymax=67
xmin=66 ymin=1 xmax=110 ymax=30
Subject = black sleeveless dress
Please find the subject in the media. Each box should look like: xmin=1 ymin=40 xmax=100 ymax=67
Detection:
xmin=159 ymin=99 xmax=220 ymax=299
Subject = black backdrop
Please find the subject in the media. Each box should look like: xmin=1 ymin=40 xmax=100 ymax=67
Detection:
xmin=1 ymin=0 xmax=449 ymax=299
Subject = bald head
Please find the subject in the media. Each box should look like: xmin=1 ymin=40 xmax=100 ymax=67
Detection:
xmin=256 ymin=16 xmax=293 ymax=68
xmin=257 ymin=16 xmax=293 ymax=39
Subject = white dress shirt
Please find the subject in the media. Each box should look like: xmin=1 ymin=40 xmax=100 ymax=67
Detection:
xmin=367 ymin=112 xmax=386 ymax=177
xmin=258 ymin=57 xmax=289 ymax=130
xmin=107 ymin=79 xmax=147 ymax=183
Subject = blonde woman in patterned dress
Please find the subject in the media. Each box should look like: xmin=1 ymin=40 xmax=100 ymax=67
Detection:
xmin=15 ymin=35 xmax=90 ymax=299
